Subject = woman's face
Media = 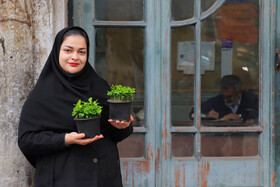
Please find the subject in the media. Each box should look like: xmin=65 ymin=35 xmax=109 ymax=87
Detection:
xmin=59 ymin=35 xmax=87 ymax=74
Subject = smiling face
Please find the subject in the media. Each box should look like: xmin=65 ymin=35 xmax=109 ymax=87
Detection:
xmin=59 ymin=35 xmax=87 ymax=74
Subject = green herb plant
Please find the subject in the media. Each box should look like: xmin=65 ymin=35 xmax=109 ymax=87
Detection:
xmin=107 ymin=85 xmax=135 ymax=102
xmin=72 ymin=97 xmax=102 ymax=119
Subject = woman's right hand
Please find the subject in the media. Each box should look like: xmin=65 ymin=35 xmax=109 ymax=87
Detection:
xmin=65 ymin=132 xmax=103 ymax=146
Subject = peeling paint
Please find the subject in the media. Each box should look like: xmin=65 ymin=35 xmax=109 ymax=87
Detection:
xmin=155 ymin=148 xmax=160 ymax=173
xmin=200 ymin=161 xmax=210 ymax=187
xmin=183 ymin=165 xmax=186 ymax=186
xmin=174 ymin=167 xmax=180 ymax=187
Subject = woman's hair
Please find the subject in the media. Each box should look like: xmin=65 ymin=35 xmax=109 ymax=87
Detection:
xmin=220 ymin=75 xmax=242 ymax=92
xmin=62 ymin=28 xmax=89 ymax=47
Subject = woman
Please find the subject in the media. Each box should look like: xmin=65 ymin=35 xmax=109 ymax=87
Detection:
xmin=18 ymin=26 xmax=133 ymax=187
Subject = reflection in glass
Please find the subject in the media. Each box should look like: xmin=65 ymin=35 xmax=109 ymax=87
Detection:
xmin=200 ymin=0 xmax=259 ymax=126
xmin=171 ymin=0 xmax=194 ymax=21
xmin=118 ymin=134 xmax=145 ymax=158
xmin=172 ymin=134 xmax=194 ymax=157
xmin=95 ymin=28 xmax=144 ymax=127
xmin=95 ymin=0 xmax=143 ymax=21
xmin=171 ymin=26 xmax=195 ymax=126
xmin=201 ymin=133 xmax=259 ymax=157
xmin=201 ymin=0 xmax=217 ymax=13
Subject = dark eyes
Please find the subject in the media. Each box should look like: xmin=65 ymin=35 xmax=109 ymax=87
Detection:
xmin=63 ymin=49 xmax=86 ymax=54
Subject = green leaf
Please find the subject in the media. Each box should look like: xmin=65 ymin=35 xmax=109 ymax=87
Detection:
xmin=72 ymin=97 xmax=103 ymax=119
xmin=107 ymin=84 xmax=136 ymax=102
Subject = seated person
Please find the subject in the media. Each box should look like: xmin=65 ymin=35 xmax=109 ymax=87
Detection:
xmin=191 ymin=75 xmax=258 ymax=121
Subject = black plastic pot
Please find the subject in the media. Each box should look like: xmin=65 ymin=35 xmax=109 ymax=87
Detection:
xmin=74 ymin=117 xmax=100 ymax=138
xmin=108 ymin=100 xmax=132 ymax=121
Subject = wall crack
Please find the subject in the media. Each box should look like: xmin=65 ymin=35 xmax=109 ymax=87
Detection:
xmin=0 ymin=37 xmax=5 ymax=55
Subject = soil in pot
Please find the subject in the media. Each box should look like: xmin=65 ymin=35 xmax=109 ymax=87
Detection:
xmin=75 ymin=117 xmax=100 ymax=138
xmin=108 ymin=101 xmax=131 ymax=121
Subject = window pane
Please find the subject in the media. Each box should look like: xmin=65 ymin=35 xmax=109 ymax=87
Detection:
xmin=171 ymin=26 xmax=195 ymax=126
xmin=95 ymin=28 xmax=144 ymax=127
xmin=118 ymin=134 xmax=145 ymax=158
xmin=201 ymin=0 xmax=217 ymax=12
xmin=172 ymin=134 xmax=194 ymax=157
xmin=171 ymin=0 xmax=194 ymax=21
xmin=200 ymin=0 xmax=259 ymax=126
xmin=95 ymin=0 xmax=143 ymax=21
xmin=201 ymin=133 xmax=259 ymax=157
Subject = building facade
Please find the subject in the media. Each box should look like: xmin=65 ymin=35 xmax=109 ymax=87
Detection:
xmin=0 ymin=0 xmax=279 ymax=186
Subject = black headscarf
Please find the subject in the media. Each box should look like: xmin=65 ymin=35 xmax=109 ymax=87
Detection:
xmin=18 ymin=26 xmax=110 ymax=165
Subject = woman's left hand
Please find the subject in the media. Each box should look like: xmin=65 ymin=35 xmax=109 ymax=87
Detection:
xmin=108 ymin=115 xmax=134 ymax=129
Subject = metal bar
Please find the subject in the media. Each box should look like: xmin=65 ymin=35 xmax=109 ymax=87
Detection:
xmin=260 ymin=0 xmax=275 ymax=186
xmin=200 ymin=126 xmax=264 ymax=133
xmin=171 ymin=126 xmax=263 ymax=133
xmin=275 ymin=0 xmax=280 ymax=186
xmin=170 ymin=0 xmax=225 ymax=28
xmin=200 ymin=0 xmax=225 ymax=20
xmin=153 ymin=0 xmax=163 ymax=186
xmin=170 ymin=126 xmax=198 ymax=133
xmin=120 ymin=157 xmax=146 ymax=162
xmin=194 ymin=0 xmax=201 ymax=160
xmin=170 ymin=17 xmax=198 ymax=27
xmin=172 ymin=156 xmax=261 ymax=161
xmin=133 ymin=127 xmax=148 ymax=133
xmin=160 ymin=0 xmax=172 ymax=186
xmin=92 ymin=20 xmax=146 ymax=27
xmin=143 ymin=0 xmax=157 ymax=185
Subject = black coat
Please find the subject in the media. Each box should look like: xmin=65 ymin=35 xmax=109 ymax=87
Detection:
xmin=18 ymin=26 xmax=133 ymax=187
xmin=19 ymin=110 xmax=133 ymax=187
xmin=201 ymin=91 xmax=258 ymax=119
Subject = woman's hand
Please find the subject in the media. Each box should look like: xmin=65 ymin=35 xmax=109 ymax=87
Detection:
xmin=108 ymin=115 xmax=134 ymax=129
xmin=65 ymin=132 xmax=103 ymax=145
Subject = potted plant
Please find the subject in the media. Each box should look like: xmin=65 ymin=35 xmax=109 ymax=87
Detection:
xmin=72 ymin=97 xmax=102 ymax=138
xmin=107 ymin=85 xmax=135 ymax=121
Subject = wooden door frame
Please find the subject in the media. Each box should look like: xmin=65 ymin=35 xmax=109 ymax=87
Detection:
xmin=159 ymin=0 xmax=276 ymax=186
xmin=72 ymin=0 xmax=157 ymax=186
xmin=72 ymin=0 xmax=276 ymax=186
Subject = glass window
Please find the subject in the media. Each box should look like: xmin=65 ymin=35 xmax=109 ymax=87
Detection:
xmin=200 ymin=0 xmax=259 ymax=126
xmin=171 ymin=0 xmax=194 ymax=21
xmin=172 ymin=134 xmax=194 ymax=157
xmin=201 ymin=133 xmax=259 ymax=157
xmin=201 ymin=0 xmax=217 ymax=12
xmin=95 ymin=0 xmax=143 ymax=21
xmin=95 ymin=28 xmax=144 ymax=127
xmin=171 ymin=26 xmax=195 ymax=126
xmin=118 ymin=134 xmax=145 ymax=158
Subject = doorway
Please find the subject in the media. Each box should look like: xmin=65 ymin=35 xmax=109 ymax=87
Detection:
xmin=71 ymin=0 xmax=275 ymax=186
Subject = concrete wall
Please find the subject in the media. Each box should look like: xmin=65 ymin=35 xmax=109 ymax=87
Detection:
xmin=0 ymin=1 xmax=67 ymax=186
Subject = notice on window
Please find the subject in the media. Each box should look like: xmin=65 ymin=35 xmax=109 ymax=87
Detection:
xmin=221 ymin=38 xmax=233 ymax=77
xmin=177 ymin=41 xmax=215 ymax=75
